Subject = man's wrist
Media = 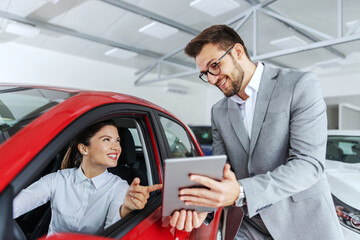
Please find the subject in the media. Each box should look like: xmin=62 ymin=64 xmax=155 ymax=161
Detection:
xmin=233 ymin=182 xmax=246 ymax=207
xmin=203 ymin=211 xmax=215 ymax=225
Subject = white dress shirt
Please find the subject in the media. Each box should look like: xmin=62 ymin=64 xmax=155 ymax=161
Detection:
xmin=230 ymin=62 xmax=264 ymax=138
xmin=13 ymin=168 xmax=129 ymax=236
xmin=230 ymin=62 xmax=264 ymax=209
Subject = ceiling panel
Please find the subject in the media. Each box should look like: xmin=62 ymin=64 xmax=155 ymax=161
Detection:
xmin=48 ymin=0 xmax=126 ymax=36
xmin=0 ymin=0 xmax=359 ymax=86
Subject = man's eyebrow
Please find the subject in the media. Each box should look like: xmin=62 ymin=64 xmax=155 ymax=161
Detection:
xmin=201 ymin=58 xmax=216 ymax=71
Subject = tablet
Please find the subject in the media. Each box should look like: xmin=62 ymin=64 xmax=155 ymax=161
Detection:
xmin=162 ymin=155 xmax=227 ymax=216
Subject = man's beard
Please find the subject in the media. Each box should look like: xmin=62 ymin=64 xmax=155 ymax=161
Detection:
xmin=221 ymin=58 xmax=244 ymax=97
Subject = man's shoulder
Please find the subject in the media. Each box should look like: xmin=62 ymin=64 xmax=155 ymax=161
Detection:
xmin=269 ymin=65 xmax=317 ymax=83
xmin=212 ymin=97 xmax=228 ymax=109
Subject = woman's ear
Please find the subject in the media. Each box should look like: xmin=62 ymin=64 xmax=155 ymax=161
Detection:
xmin=78 ymin=143 xmax=88 ymax=156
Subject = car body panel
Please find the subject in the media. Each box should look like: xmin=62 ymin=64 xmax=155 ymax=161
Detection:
xmin=326 ymin=160 xmax=360 ymax=210
xmin=41 ymin=207 xmax=222 ymax=240
xmin=326 ymin=130 xmax=360 ymax=239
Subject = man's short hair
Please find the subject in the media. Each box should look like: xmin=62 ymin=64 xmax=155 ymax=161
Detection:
xmin=184 ymin=24 xmax=250 ymax=59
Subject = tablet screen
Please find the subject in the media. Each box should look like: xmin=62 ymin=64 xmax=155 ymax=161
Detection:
xmin=162 ymin=155 xmax=227 ymax=216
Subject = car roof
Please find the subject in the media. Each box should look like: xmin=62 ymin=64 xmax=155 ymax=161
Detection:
xmin=0 ymin=84 xmax=170 ymax=111
xmin=0 ymin=85 xmax=179 ymax=192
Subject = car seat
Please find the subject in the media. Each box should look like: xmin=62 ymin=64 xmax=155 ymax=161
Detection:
xmin=344 ymin=143 xmax=360 ymax=163
xmin=108 ymin=128 xmax=147 ymax=185
xmin=326 ymin=142 xmax=344 ymax=161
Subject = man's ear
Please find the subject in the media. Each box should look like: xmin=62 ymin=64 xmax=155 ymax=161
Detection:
xmin=78 ymin=143 xmax=88 ymax=156
xmin=233 ymin=43 xmax=245 ymax=60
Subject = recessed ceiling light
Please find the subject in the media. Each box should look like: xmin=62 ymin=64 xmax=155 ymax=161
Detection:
xmin=189 ymin=0 xmax=240 ymax=17
xmin=105 ymin=48 xmax=138 ymax=60
xmin=1 ymin=20 xmax=40 ymax=38
xmin=139 ymin=21 xmax=178 ymax=39
xmin=270 ymin=36 xmax=307 ymax=49
xmin=345 ymin=20 xmax=360 ymax=34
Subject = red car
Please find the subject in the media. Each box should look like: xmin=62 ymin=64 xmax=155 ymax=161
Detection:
xmin=0 ymin=85 xmax=222 ymax=240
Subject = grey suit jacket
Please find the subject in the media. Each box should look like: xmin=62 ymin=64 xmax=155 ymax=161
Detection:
xmin=211 ymin=65 xmax=344 ymax=240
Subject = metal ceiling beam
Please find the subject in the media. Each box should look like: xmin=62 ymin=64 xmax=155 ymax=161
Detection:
xmin=337 ymin=0 xmax=343 ymax=38
xmin=0 ymin=10 xmax=194 ymax=69
xmin=135 ymin=33 xmax=360 ymax=86
xmin=99 ymin=0 xmax=200 ymax=36
xmin=134 ymin=0 xmax=286 ymax=86
xmin=252 ymin=34 xmax=360 ymax=61
xmin=260 ymin=9 xmax=333 ymax=40
xmin=247 ymin=0 xmax=346 ymax=59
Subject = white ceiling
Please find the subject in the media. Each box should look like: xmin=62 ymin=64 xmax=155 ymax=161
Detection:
xmin=1 ymin=0 xmax=360 ymax=86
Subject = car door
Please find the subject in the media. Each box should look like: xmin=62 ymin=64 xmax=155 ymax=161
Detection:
xmin=0 ymin=103 xmax=175 ymax=240
xmin=154 ymin=113 xmax=222 ymax=240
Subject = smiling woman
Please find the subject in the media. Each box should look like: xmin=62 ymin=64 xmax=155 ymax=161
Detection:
xmin=12 ymin=120 xmax=162 ymax=237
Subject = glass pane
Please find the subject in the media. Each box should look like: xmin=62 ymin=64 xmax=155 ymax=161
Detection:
xmin=326 ymin=135 xmax=360 ymax=163
xmin=190 ymin=126 xmax=212 ymax=145
xmin=0 ymin=87 xmax=76 ymax=144
xmin=159 ymin=116 xmax=196 ymax=158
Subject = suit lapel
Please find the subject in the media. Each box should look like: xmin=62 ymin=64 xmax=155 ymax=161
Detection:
xmin=249 ymin=65 xmax=278 ymax=156
xmin=228 ymin=98 xmax=250 ymax=154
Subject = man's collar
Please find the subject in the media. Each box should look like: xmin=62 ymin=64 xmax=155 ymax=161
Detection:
xmin=248 ymin=61 xmax=263 ymax=93
xmin=230 ymin=62 xmax=264 ymax=104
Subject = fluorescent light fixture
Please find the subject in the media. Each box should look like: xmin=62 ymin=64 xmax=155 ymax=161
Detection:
xmin=45 ymin=0 xmax=61 ymax=3
xmin=270 ymin=36 xmax=307 ymax=49
xmin=1 ymin=20 xmax=40 ymax=38
xmin=105 ymin=48 xmax=138 ymax=60
xmin=164 ymin=83 xmax=189 ymax=95
xmin=190 ymin=0 xmax=239 ymax=17
xmin=139 ymin=21 xmax=178 ymax=39
xmin=345 ymin=20 xmax=360 ymax=34
xmin=315 ymin=59 xmax=343 ymax=69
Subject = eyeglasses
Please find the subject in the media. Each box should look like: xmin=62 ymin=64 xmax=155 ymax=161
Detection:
xmin=199 ymin=45 xmax=234 ymax=83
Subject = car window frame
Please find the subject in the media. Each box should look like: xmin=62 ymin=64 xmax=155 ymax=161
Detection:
xmin=154 ymin=112 xmax=201 ymax=164
xmin=3 ymin=103 xmax=163 ymax=239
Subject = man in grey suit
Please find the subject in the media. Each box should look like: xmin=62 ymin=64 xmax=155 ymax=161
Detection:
xmin=170 ymin=25 xmax=344 ymax=239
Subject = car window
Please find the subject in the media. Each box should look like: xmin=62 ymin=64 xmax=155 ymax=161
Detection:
xmin=190 ymin=126 xmax=212 ymax=145
xmin=327 ymin=135 xmax=360 ymax=163
xmin=159 ymin=116 xmax=196 ymax=158
xmin=0 ymin=87 xmax=76 ymax=144
xmin=14 ymin=115 xmax=158 ymax=238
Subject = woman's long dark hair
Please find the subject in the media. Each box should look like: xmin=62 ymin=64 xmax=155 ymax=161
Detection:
xmin=61 ymin=120 xmax=117 ymax=169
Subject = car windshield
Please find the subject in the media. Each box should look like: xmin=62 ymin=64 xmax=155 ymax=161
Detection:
xmin=326 ymin=135 xmax=360 ymax=163
xmin=0 ymin=87 xmax=76 ymax=144
xmin=190 ymin=126 xmax=212 ymax=145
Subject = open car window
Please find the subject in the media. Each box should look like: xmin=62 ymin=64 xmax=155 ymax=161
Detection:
xmin=13 ymin=113 xmax=159 ymax=239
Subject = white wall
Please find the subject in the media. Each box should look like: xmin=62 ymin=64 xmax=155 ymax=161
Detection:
xmin=0 ymin=42 xmax=213 ymax=125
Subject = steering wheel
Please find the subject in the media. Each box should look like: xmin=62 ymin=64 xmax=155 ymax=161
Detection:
xmin=13 ymin=220 xmax=26 ymax=240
